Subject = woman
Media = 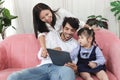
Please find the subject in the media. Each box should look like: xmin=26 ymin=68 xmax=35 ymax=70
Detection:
xmin=33 ymin=3 xmax=85 ymax=58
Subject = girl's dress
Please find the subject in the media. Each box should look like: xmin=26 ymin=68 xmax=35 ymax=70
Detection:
xmin=77 ymin=46 xmax=106 ymax=74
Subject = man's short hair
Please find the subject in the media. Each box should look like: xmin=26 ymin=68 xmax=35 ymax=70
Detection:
xmin=62 ymin=17 xmax=79 ymax=30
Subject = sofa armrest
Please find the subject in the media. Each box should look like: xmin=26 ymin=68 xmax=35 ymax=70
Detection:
xmin=0 ymin=43 xmax=8 ymax=70
xmin=94 ymin=29 xmax=120 ymax=80
xmin=108 ymin=41 xmax=120 ymax=80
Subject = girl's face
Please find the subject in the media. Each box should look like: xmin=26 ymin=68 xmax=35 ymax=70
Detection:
xmin=39 ymin=9 xmax=53 ymax=24
xmin=78 ymin=35 xmax=91 ymax=48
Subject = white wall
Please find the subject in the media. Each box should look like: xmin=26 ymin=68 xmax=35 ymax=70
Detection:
xmin=4 ymin=0 xmax=120 ymax=38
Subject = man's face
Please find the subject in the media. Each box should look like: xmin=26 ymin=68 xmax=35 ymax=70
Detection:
xmin=61 ymin=23 xmax=76 ymax=41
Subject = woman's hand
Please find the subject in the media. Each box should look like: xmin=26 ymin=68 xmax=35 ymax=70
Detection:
xmin=41 ymin=48 xmax=48 ymax=58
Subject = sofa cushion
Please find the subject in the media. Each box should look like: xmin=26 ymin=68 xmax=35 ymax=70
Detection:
xmin=0 ymin=68 xmax=23 ymax=80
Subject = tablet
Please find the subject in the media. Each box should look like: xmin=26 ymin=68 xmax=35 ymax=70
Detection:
xmin=47 ymin=49 xmax=72 ymax=66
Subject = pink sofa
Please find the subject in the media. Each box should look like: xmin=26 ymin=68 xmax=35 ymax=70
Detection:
xmin=0 ymin=29 xmax=120 ymax=80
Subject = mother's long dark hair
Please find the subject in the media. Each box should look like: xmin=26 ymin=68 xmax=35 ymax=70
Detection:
xmin=33 ymin=3 xmax=57 ymax=38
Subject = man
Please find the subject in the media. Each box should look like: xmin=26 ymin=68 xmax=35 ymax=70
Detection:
xmin=7 ymin=17 xmax=79 ymax=80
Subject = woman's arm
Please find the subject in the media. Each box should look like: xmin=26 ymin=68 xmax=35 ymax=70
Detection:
xmin=38 ymin=34 xmax=48 ymax=58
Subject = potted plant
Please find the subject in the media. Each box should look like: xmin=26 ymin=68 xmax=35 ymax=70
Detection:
xmin=110 ymin=1 xmax=120 ymax=20
xmin=86 ymin=15 xmax=108 ymax=29
xmin=0 ymin=0 xmax=17 ymax=39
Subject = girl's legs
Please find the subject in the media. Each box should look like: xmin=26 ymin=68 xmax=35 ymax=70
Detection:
xmin=96 ymin=70 xmax=109 ymax=80
xmin=80 ymin=72 xmax=93 ymax=80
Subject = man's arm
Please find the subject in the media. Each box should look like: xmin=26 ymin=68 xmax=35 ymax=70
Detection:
xmin=53 ymin=47 xmax=62 ymax=51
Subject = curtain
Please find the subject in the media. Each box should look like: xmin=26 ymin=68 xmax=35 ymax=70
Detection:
xmin=5 ymin=0 xmax=120 ymax=38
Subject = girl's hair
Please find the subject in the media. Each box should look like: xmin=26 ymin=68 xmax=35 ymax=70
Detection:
xmin=77 ymin=27 xmax=96 ymax=45
xmin=33 ymin=3 xmax=58 ymax=38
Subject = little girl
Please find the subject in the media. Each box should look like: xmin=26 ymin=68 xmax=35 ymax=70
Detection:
xmin=71 ymin=27 xmax=109 ymax=80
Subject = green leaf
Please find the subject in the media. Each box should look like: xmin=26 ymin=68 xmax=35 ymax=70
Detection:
xmin=0 ymin=16 xmax=4 ymax=20
xmin=86 ymin=18 xmax=97 ymax=26
xmin=111 ymin=1 xmax=120 ymax=7
xmin=12 ymin=26 xmax=16 ymax=30
xmin=111 ymin=7 xmax=118 ymax=12
xmin=0 ymin=8 xmax=4 ymax=13
xmin=96 ymin=15 xmax=102 ymax=18
xmin=110 ymin=1 xmax=120 ymax=20
xmin=99 ymin=22 xmax=104 ymax=27
xmin=118 ymin=16 xmax=120 ymax=20
xmin=87 ymin=15 xmax=96 ymax=19
xmin=3 ymin=18 xmax=11 ymax=26
xmin=88 ymin=20 xmax=96 ymax=26
xmin=0 ymin=0 xmax=4 ymax=5
xmin=114 ymin=10 xmax=120 ymax=16
xmin=2 ymin=8 xmax=11 ymax=19
xmin=87 ymin=15 xmax=108 ymax=29
xmin=101 ymin=18 xmax=108 ymax=21
xmin=2 ymin=8 xmax=17 ymax=19
xmin=0 ymin=20 xmax=3 ymax=33
xmin=9 ymin=15 xmax=18 ymax=19
xmin=97 ymin=21 xmax=107 ymax=29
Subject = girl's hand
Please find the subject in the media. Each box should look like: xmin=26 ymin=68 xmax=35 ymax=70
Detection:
xmin=88 ymin=61 xmax=97 ymax=69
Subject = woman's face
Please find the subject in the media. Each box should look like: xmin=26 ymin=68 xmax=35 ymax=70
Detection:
xmin=39 ymin=9 xmax=53 ymax=24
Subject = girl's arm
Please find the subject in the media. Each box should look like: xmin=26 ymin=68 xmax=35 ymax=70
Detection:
xmin=91 ymin=47 xmax=106 ymax=66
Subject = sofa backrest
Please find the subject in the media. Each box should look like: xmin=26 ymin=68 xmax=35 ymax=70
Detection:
xmin=1 ymin=29 xmax=120 ymax=71
xmin=95 ymin=29 xmax=120 ymax=72
xmin=1 ymin=34 xmax=40 ymax=68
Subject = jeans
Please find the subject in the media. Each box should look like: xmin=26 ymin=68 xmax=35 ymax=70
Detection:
xmin=7 ymin=64 xmax=75 ymax=80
